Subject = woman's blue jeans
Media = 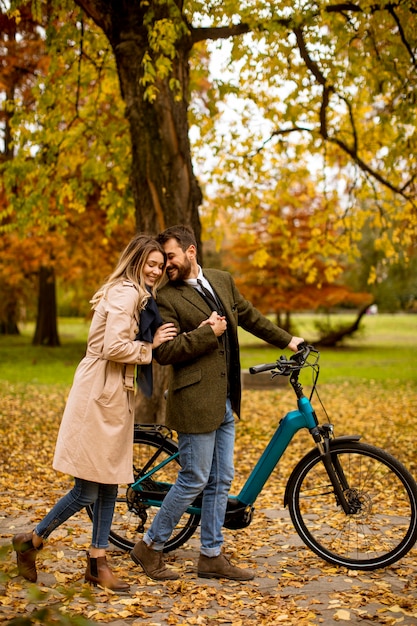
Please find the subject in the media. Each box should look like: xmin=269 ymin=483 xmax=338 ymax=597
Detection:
xmin=144 ymin=398 xmax=235 ymax=557
xmin=35 ymin=478 xmax=118 ymax=549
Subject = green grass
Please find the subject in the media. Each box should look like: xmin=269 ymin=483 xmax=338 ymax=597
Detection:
xmin=0 ymin=313 xmax=416 ymax=386
xmin=240 ymin=312 xmax=417 ymax=386
xmin=0 ymin=318 xmax=90 ymax=386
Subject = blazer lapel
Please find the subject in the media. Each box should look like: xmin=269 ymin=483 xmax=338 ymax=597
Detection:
xmin=178 ymin=283 xmax=212 ymax=315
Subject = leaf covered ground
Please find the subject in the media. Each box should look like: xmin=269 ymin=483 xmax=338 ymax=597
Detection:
xmin=1 ymin=381 xmax=417 ymax=625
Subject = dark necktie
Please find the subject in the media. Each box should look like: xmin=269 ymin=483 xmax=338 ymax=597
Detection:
xmin=196 ymin=279 xmax=222 ymax=312
xmin=196 ymin=279 xmax=231 ymax=390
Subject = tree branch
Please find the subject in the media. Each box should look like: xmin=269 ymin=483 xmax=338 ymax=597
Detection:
xmin=325 ymin=2 xmax=416 ymax=15
xmin=73 ymin=0 xmax=111 ymax=31
xmin=190 ymin=23 xmax=251 ymax=44
xmin=293 ymin=26 xmax=328 ymax=87
xmin=291 ymin=25 xmax=415 ymax=203
xmin=388 ymin=4 xmax=417 ymax=68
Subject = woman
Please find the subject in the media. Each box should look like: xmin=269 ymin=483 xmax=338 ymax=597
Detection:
xmin=12 ymin=234 xmax=177 ymax=591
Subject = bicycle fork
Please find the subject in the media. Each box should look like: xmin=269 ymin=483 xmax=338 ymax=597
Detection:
xmin=311 ymin=425 xmax=362 ymax=515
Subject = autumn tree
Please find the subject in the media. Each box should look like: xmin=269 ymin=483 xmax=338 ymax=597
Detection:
xmin=3 ymin=0 xmax=416 ymax=417
xmin=190 ymin=2 xmax=417 ymax=275
xmin=344 ymin=220 xmax=417 ymax=313
xmin=0 ymin=6 xmax=48 ymax=334
xmin=0 ymin=3 xmax=134 ymax=342
xmin=6 ymin=1 xmax=414 ymax=258
xmin=224 ymin=168 xmax=372 ymax=332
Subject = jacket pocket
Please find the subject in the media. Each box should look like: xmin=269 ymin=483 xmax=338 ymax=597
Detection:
xmin=171 ymin=368 xmax=202 ymax=392
xmin=96 ymin=361 xmax=121 ymax=406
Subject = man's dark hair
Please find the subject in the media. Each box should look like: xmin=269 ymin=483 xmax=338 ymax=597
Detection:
xmin=157 ymin=225 xmax=197 ymax=252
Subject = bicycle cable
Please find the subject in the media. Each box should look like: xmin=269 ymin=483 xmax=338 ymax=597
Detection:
xmin=306 ymin=360 xmax=330 ymax=422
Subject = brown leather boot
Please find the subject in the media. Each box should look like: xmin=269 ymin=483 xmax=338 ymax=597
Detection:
xmin=12 ymin=532 xmax=43 ymax=582
xmin=85 ymin=554 xmax=130 ymax=592
xmin=197 ymin=553 xmax=254 ymax=581
xmin=130 ymin=539 xmax=178 ymax=581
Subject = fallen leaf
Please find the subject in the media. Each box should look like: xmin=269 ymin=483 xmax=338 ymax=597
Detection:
xmin=334 ymin=609 xmax=351 ymax=620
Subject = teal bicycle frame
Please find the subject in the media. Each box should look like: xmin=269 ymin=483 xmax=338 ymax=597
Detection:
xmin=96 ymin=343 xmax=417 ymax=570
xmin=130 ymin=395 xmax=320 ymax=515
xmin=237 ymin=396 xmax=318 ymax=506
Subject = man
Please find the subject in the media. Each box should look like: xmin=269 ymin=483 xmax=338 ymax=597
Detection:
xmin=131 ymin=225 xmax=304 ymax=581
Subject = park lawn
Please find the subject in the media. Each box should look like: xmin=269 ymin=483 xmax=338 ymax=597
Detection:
xmin=0 ymin=318 xmax=90 ymax=387
xmin=0 ymin=313 xmax=416 ymax=387
xmin=240 ymin=312 xmax=417 ymax=386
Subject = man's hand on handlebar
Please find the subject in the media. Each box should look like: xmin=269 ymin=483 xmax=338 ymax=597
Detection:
xmin=287 ymin=336 xmax=305 ymax=352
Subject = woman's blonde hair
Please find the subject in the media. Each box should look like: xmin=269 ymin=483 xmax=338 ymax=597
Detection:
xmin=90 ymin=234 xmax=166 ymax=309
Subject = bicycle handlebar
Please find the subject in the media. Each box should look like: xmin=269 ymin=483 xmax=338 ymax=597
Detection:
xmin=249 ymin=361 xmax=279 ymax=374
xmin=249 ymin=342 xmax=316 ymax=376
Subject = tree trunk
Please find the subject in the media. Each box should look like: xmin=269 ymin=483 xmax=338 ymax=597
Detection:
xmin=73 ymin=1 xmax=203 ymax=421
xmin=75 ymin=0 xmax=202 ymax=237
xmin=135 ymin=362 xmax=168 ymax=425
xmin=32 ymin=265 xmax=60 ymax=346
xmin=0 ymin=290 xmax=20 ymax=335
xmin=275 ymin=310 xmax=292 ymax=332
xmin=316 ymin=304 xmax=372 ymax=347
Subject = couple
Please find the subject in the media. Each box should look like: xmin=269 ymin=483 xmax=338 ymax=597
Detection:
xmin=13 ymin=225 xmax=303 ymax=591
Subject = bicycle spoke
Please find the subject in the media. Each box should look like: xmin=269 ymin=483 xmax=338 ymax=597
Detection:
xmin=288 ymin=442 xmax=417 ymax=569
xmin=108 ymin=430 xmax=200 ymax=552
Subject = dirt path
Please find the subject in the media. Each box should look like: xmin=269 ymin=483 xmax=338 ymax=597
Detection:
xmin=1 ymin=499 xmax=416 ymax=625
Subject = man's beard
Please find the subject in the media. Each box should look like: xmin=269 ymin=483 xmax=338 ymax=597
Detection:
xmin=167 ymin=256 xmax=192 ymax=282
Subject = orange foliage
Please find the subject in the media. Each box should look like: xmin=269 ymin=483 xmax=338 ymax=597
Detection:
xmin=224 ymin=186 xmax=371 ymax=315
xmin=0 ymin=5 xmax=135 ymax=326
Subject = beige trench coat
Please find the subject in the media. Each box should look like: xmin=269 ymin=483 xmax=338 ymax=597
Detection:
xmin=53 ymin=281 xmax=153 ymax=485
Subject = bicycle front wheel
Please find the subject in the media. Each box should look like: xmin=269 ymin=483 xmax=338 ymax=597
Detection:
xmin=86 ymin=427 xmax=200 ymax=553
xmin=286 ymin=440 xmax=417 ymax=570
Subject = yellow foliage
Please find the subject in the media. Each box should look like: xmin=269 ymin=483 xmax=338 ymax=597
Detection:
xmin=251 ymin=247 xmax=269 ymax=268
xmin=1 ymin=381 xmax=417 ymax=622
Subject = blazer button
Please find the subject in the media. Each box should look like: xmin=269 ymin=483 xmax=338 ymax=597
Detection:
xmin=220 ymin=371 xmax=226 ymax=377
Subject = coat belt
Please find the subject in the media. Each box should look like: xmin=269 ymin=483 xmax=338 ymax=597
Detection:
xmin=85 ymin=350 xmax=136 ymax=393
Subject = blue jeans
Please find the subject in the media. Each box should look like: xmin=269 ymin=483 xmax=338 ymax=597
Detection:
xmin=35 ymin=478 xmax=118 ymax=549
xmin=144 ymin=398 xmax=235 ymax=557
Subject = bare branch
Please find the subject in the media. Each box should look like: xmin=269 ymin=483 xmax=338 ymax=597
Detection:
xmin=325 ymin=3 xmax=363 ymax=12
xmin=293 ymin=26 xmax=328 ymax=87
xmin=388 ymin=4 xmax=417 ymax=68
xmin=320 ymin=86 xmax=330 ymax=139
xmin=329 ymin=135 xmax=412 ymax=200
xmin=255 ymin=121 xmax=415 ymax=205
xmin=190 ymin=23 xmax=251 ymax=44
xmin=291 ymin=25 xmax=415 ymax=204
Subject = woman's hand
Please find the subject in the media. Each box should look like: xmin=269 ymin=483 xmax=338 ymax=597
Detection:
xmin=152 ymin=323 xmax=178 ymax=348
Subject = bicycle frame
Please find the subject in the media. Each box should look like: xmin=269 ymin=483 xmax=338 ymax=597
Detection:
xmin=103 ymin=344 xmax=417 ymax=569
xmin=130 ymin=394 xmax=320 ymax=513
xmin=237 ymin=396 xmax=318 ymax=506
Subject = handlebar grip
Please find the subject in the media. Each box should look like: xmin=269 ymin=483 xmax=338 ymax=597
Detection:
xmin=290 ymin=341 xmax=310 ymax=364
xmin=295 ymin=341 xmax=308 ymax=351
xmin=249 ymin=362 xmax=277 ymax=374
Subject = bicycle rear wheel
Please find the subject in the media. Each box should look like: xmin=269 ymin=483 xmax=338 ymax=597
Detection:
xmin=86 ymin=427 xmax=200 ymax=553
xmin=286 ymin=440 xmax=417 ymax=570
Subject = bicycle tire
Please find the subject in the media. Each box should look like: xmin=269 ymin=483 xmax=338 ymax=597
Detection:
xmin=86 ymin=428 xmax=200 ymax=553
xmin=286 ymin=440 xmax=417 ymax=570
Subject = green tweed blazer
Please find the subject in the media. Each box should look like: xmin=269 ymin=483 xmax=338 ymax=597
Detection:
xmin=154 ymin=268 xmax=292 ymax=434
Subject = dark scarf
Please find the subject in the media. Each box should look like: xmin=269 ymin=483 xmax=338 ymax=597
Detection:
xmin=135 ymin=289 xmax=163 ymax=397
